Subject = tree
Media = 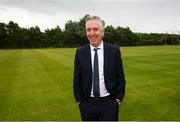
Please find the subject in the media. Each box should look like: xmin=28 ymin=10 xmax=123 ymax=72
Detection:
xmin=104 ymin=25 xmax=116 ymax=44
xmin=0 ymin=15 xmax=179 ymax=49
xmin=45 ymin=26 xmax=63 ymax=47
xmin=0 ymin=23 xmax=7 ymax=49
xmin=64 ymin=15 xmax=89 ymax=47
xmin=29 ymin=26 xmax=42 ymax=48
xmin=6 ymin=21 xmax=21 ymax=48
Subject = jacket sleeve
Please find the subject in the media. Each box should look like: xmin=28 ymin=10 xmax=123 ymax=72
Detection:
xmin=115 ymin=46 xmax=126 ymax=102
xmin=73 ymin=49 xmax=82 ymax=102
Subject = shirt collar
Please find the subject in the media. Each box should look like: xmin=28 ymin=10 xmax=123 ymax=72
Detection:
xmin=90 ymin=41 xmax=103 ymax=51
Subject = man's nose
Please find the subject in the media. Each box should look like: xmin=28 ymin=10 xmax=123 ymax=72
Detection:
xmin=89 ymin=30 xmax=95 ymax=36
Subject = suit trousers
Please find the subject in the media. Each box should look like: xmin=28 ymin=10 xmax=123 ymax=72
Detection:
xmin=79 ymin=95 xmax=119 ymax=121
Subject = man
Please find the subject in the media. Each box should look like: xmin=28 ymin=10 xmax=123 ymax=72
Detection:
xmin=73 ymin=15 xmax=126 ymax=121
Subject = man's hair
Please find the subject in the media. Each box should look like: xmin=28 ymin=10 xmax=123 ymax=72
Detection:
xmin=85 ymin=15 xmax=105 ymax=34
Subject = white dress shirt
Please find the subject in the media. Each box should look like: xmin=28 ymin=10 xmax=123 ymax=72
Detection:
xmin=90 ymin=41 xmax=110 ymax=97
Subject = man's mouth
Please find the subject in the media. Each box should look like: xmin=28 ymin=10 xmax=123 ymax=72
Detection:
xmin=90 ymin=36 xmax=96 ymax=40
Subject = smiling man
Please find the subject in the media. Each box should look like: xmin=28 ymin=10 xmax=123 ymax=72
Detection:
xmin=73 ymin=15 xmax=126 ymax=121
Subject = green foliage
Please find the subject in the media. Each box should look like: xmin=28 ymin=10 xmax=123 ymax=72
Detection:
xmin=135 ymin=33 xmax=179 ymax=46
xmin=0 ymin=22 xmax=8 ymax=48
xmin=45 ymin=26 xmax=64 ymax=47
xmin=0 ymin=15 xmax=179 ymax=49
xmin=64 ymin=15 xmax=88 ymax=46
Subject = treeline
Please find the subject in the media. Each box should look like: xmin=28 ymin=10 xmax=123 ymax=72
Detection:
xmin=0 ymin=15 xmax=179 ymax=49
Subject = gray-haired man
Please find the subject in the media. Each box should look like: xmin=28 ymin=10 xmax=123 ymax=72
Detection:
xmin=73 ymin=15 xmax=126 ymax=121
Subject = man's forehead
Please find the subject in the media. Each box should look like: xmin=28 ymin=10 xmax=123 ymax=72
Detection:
xmin=86 ymin=20 xmax=101 ymax=28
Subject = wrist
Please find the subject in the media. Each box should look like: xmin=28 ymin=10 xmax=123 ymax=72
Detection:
xmin=116 ymin=99 xmax=121 ymax=105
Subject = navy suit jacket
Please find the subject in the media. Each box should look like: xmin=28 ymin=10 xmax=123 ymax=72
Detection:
xmin=73 ymin=42 xmax=126 ymax=102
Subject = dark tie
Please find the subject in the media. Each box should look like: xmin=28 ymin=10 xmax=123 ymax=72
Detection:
xmin=93 ymin=48 xmax=100 ymax=97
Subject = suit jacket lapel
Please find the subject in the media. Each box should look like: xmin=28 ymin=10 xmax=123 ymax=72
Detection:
xmin=86 ymin=44 xmax=92 ymax=93
xmin=104 ymin=42 xmax=109 ymax=78
xmin=85 ymin=44 xmax=92 ymax=81
xmin=87 ymin=44 xmax=92 ymax=73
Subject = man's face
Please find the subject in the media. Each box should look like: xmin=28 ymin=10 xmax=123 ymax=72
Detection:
xmin=86 ymin=20 xmax=104 ymax=47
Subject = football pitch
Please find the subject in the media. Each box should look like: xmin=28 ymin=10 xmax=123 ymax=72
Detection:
xmin=0 ymin=46 xmax=179 ymax=120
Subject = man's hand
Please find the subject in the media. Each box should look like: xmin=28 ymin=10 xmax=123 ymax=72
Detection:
xmin=116 ymin=99 xmax=121 ymax=106
xmin=77 ymin=102 xmax=80 ymax=105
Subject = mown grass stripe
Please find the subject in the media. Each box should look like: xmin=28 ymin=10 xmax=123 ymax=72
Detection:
xmin=0 ymin=46 xmax=179 ymax=120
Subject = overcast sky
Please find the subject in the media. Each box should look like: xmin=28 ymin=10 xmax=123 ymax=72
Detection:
xmin=0 ymin=0 xmax=179 ymax=33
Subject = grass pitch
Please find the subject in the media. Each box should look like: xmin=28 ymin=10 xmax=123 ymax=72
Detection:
xmin=0 ymin=46 xmax=179 ymax=120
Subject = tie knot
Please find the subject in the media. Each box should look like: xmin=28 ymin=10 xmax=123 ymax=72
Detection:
xmin=94 ymin=48 xmax=99 ymax=52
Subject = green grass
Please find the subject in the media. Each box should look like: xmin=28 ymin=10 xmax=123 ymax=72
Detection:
xmin=0 ymin=46 xmax=180 ymax=120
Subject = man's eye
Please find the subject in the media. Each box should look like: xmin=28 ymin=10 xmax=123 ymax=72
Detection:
xmin=93 ymin=28 xmax=98 ymax=31
xmin=87 ymin=29 xmax=91 ymax=32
